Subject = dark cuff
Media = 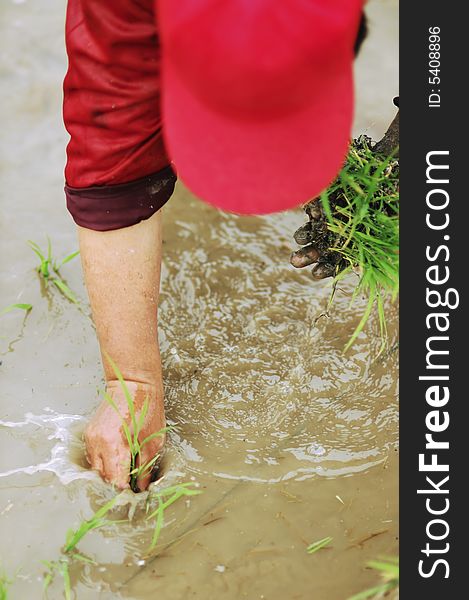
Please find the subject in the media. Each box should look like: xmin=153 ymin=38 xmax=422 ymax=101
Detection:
xmin=65 ymin=165 xmax=177 ymax=231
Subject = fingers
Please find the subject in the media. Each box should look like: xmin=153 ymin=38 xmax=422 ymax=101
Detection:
xmin=293 ymin=222 xmax=314 ymax=245
xmin=292 ymin=198 xmax=338 ymax=278
xmin=290 ymin=245 xmax=320 ymax=268
xmin=84 ymin=428 xmax=130 ymax=488
xmin=85 ymin=446 xmax=104 ymax=476
xmin=304 ymin=198 xmax=323 ymax=221
xmin=311 ymin=262 xmax=336 ymax=280
xmin=100 ymin=445 xmax=131 ymax=489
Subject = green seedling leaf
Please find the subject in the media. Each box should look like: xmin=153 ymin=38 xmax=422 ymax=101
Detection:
xmin=28 ymin=240 xmax=50 ymax=278
xmin=150 ymin=498 xmax=164 ymax=549
xmin=0 ymin=567 xmax=12 ymax=600
xmin=104 ymin=354 xmax=138 ymax=440
xmin=137 ymin=397 xmax=150 ymax=436
xmin=306 ymin=536 xmax=333 ymax=554
xmin=59 ymin=562 xmax=71 ymax=600
xmin=348 ymin=582 xmax=395 ymax=600
xmin=139 ymin=426 xmax=172 ymax=449
xmin=347 ymin=557 xmax=399 ymax=600
xmin=130 ymin=453 xmax=160 ymax=477
xmin=57 ymin=250 xmax=80 ymax=268
xmin=52 ymin=279 xmax=79 ymax=304
xmin=367 ymin=559 xmax=399 ymax=578
xmin=42 ymin=571 xmax=53 ymax=592
xmin=47 ymin=236 xmax=52 ymax=265
xmin=72 ymin=553 xmax=96 ymax=565
xmin=147 ymin=486 xmax=202 ymax=520
xmin=64 ymin=496 xmax=118 ymax=553
xmin=145 ymin=483 xmax=202 ymax=550
xmin=102 ymin=390 xmax=133 ymax=451
xmin=0 ymin=303 xmax=32 ymax=316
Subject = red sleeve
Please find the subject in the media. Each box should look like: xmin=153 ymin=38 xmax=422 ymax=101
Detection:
xmin=63 ymin=0 xmax=175 ymax=231
xmin=63 ymin=0 xmax=170 ymax=187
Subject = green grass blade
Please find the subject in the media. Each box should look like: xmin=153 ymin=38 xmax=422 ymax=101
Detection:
xmin=58 ymin=250 xmax=80 ymax=268
xmin=343 ymin=286 xmax=376 ymax=353
xmin=104 ymin=354 xmax=138 ymax=440
xmin=348 ymin=582 xmax=394 ymax=600
xmin=46 ymin=236 xmax=52 ymax=264
xmin=137 ymin=397 xmax=150 ymax=437
xmin=367 ymin=559 xmax=399 ymax=578
xmin=139 ymin=426 xmax=172 ymax=449
xmin=102 ymin=390 xmax=133 ymax=455
xmin=72 ymin=553 xmax=96 ymax=565
xmin=149 ymin=499 xmax=164 ymax=549
xmin=51 ymin=279 xmax=79 ymax=304
xmin=64 ymin=496 xmax=118 ymax=553
xmin=27 ymin=240 xmax=45 ymax=261
xmin=60 ymin=562 xmax=71 ymax=600
xmin=306 ymin=536 xmax=333 ymax=554
xmin=131 ymin=453 xmax=160 ymax=478
xmin=0 ymin=303 xmax=32 ymax=316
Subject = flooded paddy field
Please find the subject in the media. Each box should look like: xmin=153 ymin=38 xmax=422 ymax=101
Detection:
xmin=0 ymin=1 xmax=399 ymax=599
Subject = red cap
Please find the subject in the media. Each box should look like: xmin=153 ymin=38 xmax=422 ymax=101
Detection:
xmin=158 ymin=0 xmax=363 ymax=214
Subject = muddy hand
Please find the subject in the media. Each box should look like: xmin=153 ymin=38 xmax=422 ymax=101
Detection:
xmin=290 ymin=199 xmax=336 ymax=279
xmin=84 ymin=380 xmax=166 ymax=491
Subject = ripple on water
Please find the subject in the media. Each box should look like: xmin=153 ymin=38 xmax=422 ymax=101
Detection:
xmin=159 ymin=203 xmax=398 ymax=483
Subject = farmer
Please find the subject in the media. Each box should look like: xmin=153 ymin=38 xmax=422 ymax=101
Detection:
xmin=63 ymin=0 xmax=366 ymax=490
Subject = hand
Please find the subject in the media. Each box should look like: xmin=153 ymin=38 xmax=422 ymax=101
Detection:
xmin=290 ymin=199 xmax=339 ymax=279
xmin=83 ymin=380 xmax=166 ymax=491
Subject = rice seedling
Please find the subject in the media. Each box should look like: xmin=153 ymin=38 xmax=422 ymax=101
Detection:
xmin=41 ymin=480 xmax=201 ymax=597
xmin=28 ymin=237 xmax=80 ymax=304
xmin=320 ymin=138 xmax=399 ymax=353
xmin=0 ymin=303 xmax=32 ymax=316
xmin=146 ymin=482 xmax=203 ymax=550
xmin=102 ymin=353 xmax=171 ymax=492
xmin=42 ymin=495 xmax=119 ymax=599
xmin=306 ymin=536 xmax=333 ymax=554
xmin=348 ymin=557 xmax=399 ymax=600
xmin=41 ymin=353 xmax=202 ymax=595
xmin=63 ymin=496 xmax=120 ymax=554
xmin=42 ymin=559 xmax=71 ymax=600
xmin=293 ymin=136 xmax=399 ymax=353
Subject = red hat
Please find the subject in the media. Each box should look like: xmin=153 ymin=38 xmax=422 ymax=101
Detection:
xmin=158 ymin=0 xmax=363 ymax=215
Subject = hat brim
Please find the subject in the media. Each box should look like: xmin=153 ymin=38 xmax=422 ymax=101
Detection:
xmin=162 ymin=59 xmax=354 ymax=215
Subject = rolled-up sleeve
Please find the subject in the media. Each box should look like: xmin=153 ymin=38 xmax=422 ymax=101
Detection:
xmin=63 ymin=0 xmax=176 ymax=231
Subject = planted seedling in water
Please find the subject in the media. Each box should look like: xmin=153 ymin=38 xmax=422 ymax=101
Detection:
xmin=348 ymin=557 xmax=399 ymax=600
xmin=42 ymin=495 xmax=119 ymax=600
xmin=102 ymin=353 xmax=171 ymax=492
xmin=41 ymin=482 xmax=201 ymax=598
xmin=28 ymin=237 xmax=80 ymax=304
xmin=146 ymin=482 xmax=202 ymax=550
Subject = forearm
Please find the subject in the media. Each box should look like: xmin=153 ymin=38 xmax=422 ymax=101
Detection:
xmin=78 ymin=210 xmax=163 ymax=390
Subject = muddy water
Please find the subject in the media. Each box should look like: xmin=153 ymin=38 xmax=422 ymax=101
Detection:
xmin=0 ymin=1 xmax=398 ymax=599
